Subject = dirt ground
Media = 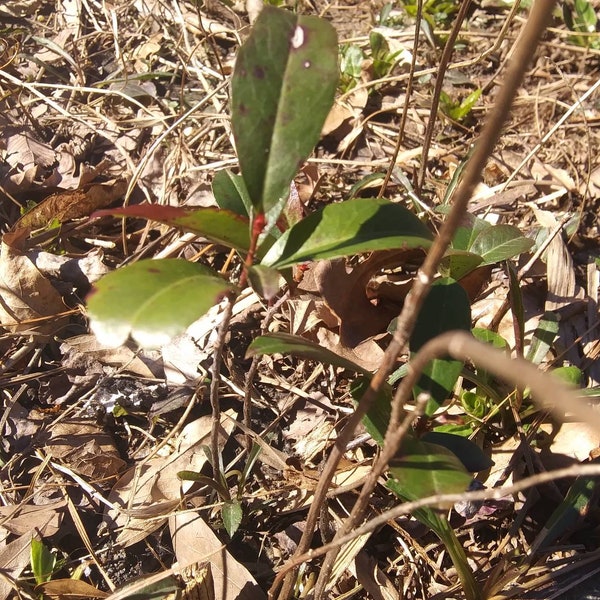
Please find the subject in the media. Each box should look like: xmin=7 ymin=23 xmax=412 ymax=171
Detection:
xmin=0 ymin=1 xmax=600 ymax=599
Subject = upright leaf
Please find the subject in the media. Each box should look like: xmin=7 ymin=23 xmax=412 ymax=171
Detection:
xmin=411 ymin=278 xmax=471 ymax=415
xmin=231 ymin=6 xmax=338 ymax=215
xmin=30 ymin=539 xmax=55 ymax=585
xmin=222 ymin=500 xmax=243 ymax=538
xmin=212 ymin=170 xmax=253 ymax=218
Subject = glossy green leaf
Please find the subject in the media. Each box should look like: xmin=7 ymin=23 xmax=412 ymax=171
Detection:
xmin=563 ymin=0 xmax=600 ymax=49
xmin=421 ymin=432 xmax=493 ymax=472
xmin=531 ymin=462 xmax=599 ymax=554
xmin=212 ymin=169 xmax=252 ymax=217
xmin=439 ymin=250 xmax=483 ymax=280
xmin=472 ymin=327 xmax=508 ymax=350
xmin=411 ymin=278 xmax=471 ymax=415
xmin=247 ymin=264 xmax=283 ymax=300
xmin=351 ymin=376 xmax=392 ymax=446
xmin=353 ymin=379 xmax=479 ymax=599
xmin=347 ymin=172 xmax=385 ymax=199
xmin=416 ymin=359 xmax=465 ymax=417
xmin=469 ymin=224 xmax=534 ymax=265
xmin=387 ymin=437 xmax=472 ymax=501
xmin=450 ymin=216 xmax=490 ymax=251
xmin=231 ymin=6 xmax=338 ymax=214
xmin=101 ymin=573 xmax=179 ymax=599
xmin=222 ymin=499 xmax=243 ymax=538
xmin=94 ymin=205 xmax=251 ymax=253
xmin=31 ymin=539 xmax=56 ymax=585
xmin=247 ymin=332 xmax=371 ymax=375
xmin=526 ymin=311 xmax=559 ymax=364
xmin=552 ymin=365 xmax=583 ymax=386
xmin=261 ymin=198 xmax=433 ymax=269
xmin=87 ymin=259 xmax=234 ymax=348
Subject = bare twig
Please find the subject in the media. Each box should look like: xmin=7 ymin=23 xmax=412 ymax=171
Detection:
xmin=271 ymin=328 xmax=600 ymax=592
xmin=273 ymin=3 xmax=558 ymax=599
xmin=209 ymin=294 xmax=236 ymax=492
xmin=415 ymin=0 xmax=473 ymax=193
xmin=378 ymin=0 xmax=423 ymax=199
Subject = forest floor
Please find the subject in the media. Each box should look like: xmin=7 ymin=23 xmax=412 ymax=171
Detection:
xmin=0 ymin=1 xmax=600 ymax=599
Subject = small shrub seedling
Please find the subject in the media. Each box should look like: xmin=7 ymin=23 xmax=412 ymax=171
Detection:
xmin=86 ymin=5 xmax=587 ymax=599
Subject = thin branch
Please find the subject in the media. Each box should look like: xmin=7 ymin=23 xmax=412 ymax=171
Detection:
xmin=378 ymin=0 xmax=423 ymax=199
xmin=297 ymin=2 xmax=558 ymax=597
xmin=415 ymin=0 xmax=473 ymax=193
xmin=270 ymin=328 xmax=600 ymax=591
xmin=272 ymin=461 xmax=600 ymax=576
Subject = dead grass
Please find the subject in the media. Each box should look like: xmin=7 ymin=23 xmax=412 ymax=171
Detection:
xmin=0 ymin=0 xmax=599 ymax=599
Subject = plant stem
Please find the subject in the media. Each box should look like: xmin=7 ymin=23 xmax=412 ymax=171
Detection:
xmin=209 ymin=292 xmax=235 ymax=494
xmin=269 ymin=328 xmax=600 ymax=594
xmin=415 ymin=0 xmax=473 ymax=193
xmin=307 ymin=1 xmax=559 ymax=597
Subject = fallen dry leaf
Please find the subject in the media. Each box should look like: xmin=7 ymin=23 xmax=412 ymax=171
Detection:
xmin=0 ymin=500 xmax=66 ymax=537
xmin=60 ymin=333 xmax=161 ymax=379
xmin=35 ymin=578 xmax=110 ymax=599
xmin=313 ymin=251 xmax=423 ymax=348
xmin=0 ymin=531 xmax=36 ymax=600
xmin=13 ymin=178 xmax=128 ymax=231
xmin=44 ymin=419 xmax=127 ymax=480
xmin=170 ymin=511 xmax=266 ymax=600
xmin=0 ymin=229 xmax=67 ymax=336
xmin=105 ymin=410 xmax=236 ymax=547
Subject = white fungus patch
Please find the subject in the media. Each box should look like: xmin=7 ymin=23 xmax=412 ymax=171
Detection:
xmin=291 ymin=25 xmax=305 ymax=49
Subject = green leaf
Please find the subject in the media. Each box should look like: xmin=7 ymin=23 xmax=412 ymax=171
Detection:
xmin=439 ymin=250 xmax=483 ymax=280
xmin=247 ymin=332 xmax=371 ymax=375
xmin=247 ymin=264 xmax=283 ymax=300
xmin=351 ymin=376 xmax=393 ymax=446
xmin=94 ymin=205 xmax=252 ymax=253
xmin=447 ymin=88 xmax=481 ymax=121
xmin=411 ymin=278 xmax=471 ymax=415
xmin=526 ymin=311 xmax=559 ymax=364
xmin=31 ymin=539 xmax=56 ymax=585
xmin=261 ymin=198 xmax=433 ymax=269
xmin=421 ymin=431 xmax=493 ymax=472
xmin=472 ymin=327 xmax=508 ymax=350
xmin=222 ymin=499 xmax=243 ymax=538
xmin=416 ymin=359 xmax=464 ymax=416
xmin=340 ymin=43 xmax=364 ymax=89
xmin=231 ymin=6 xmax=338 ymax=215
xmin=102 ymin=573 xmax=179 ymax=599
xmin=552 ymin=365 xmax=583 ymax=386
xmin=87 ymin=259 xmax=235 ymax=348
xmin=212 ymin=170 xmax=252 ymax=217
xmin=532 ymin=462 xmax=599 ymax=553
xmin=451 ymin=216 xmax=490 ymax=251
xmin=563 ymin=0 xmax=600 ymax=48
xmin=469 ymin=224 xmax=534 ymax=265
xmin=387 ymin=437 xmax=472 ymax=501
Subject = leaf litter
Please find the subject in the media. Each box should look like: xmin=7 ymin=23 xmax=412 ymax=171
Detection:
xmin=0 ymin=1 xmax=599 ymax=599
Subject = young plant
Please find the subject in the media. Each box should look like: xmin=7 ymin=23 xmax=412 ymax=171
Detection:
xmin=563 ymin=0 xmax=600 ymax=49
xmin=439 ymin=87 xmax=482 ymax=122
xmin=86 ymin=4 xmax=543 ymax=597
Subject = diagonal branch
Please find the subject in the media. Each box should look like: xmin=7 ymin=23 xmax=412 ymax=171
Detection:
xmin=279 ymin=2 xmax=559 ymax=598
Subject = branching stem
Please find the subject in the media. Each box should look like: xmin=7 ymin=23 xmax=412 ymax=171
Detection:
xmin=274 ymin=3 xmax=558 ymax=598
